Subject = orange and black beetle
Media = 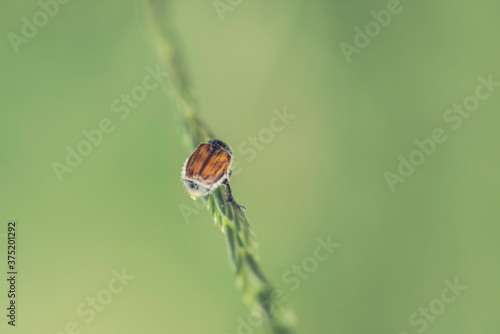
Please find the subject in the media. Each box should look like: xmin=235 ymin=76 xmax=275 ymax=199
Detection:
xmin=181 ymin=139 xmax=245 ymax=212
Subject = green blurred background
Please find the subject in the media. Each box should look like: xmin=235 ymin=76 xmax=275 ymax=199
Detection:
xmin=1 ymin=1 xmax=500 ymax=333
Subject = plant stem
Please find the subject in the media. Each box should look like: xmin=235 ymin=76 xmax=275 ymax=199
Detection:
xmin=142 ymin=1 xmax=298 ymax=333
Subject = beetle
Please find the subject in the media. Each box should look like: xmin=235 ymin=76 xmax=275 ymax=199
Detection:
xmin=181 ymin=139 xmax=246 ymax=212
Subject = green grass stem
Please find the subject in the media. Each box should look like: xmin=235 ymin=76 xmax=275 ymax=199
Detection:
xmin=142 ymin=1 xmax=298 ymax=333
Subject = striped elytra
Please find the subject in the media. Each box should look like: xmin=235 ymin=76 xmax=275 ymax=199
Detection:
xmin=185 ymin=140 xmax=232 ymax=186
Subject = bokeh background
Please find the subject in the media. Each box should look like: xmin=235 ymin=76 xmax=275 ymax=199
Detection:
xmin=1 ymin=1 xmax=500 ymax=333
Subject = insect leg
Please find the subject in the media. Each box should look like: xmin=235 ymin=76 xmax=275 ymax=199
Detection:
xmin=223 ymin=179 xmax=246 ymax=213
